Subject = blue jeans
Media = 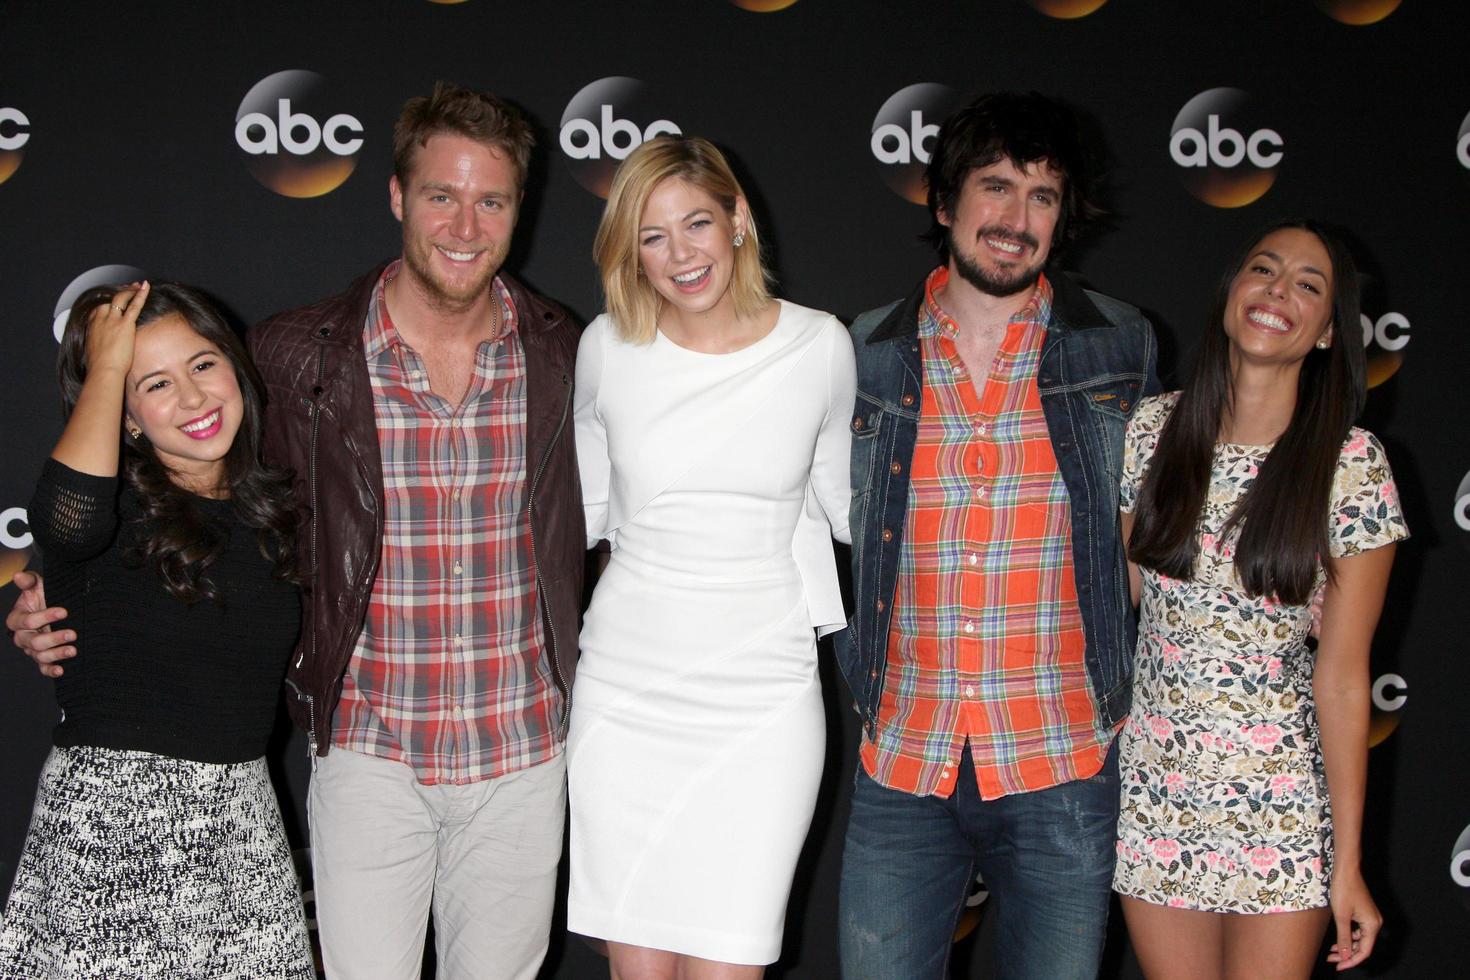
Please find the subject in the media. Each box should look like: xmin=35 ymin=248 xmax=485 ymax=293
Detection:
xmin=838 ymin=743 xmax=1119 ymax=980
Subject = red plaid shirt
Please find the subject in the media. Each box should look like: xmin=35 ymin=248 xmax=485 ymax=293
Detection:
xmin=332 ymin=262 xmax=561 ymax=784
xmin=861 ymin=267 xmax=1112 ymax=799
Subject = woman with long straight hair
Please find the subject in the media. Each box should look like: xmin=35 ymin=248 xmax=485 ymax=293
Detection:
xmin=1112 ymin=221 xmax=1406 ymax=978
xmin=568 ymin=136 xmax=854 ymax=979
xmin=0 ymin=282 xmax=312 ymax=976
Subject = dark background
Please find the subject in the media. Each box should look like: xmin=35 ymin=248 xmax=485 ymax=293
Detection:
xmin=2 ymin=1 xmax=1467 ymax=976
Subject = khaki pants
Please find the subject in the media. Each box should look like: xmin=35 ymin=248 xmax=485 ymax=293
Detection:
xmin=307 ymin=748 xmax=566 ymax=980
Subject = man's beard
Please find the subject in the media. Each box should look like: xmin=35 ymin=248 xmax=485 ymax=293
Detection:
xmin=401 ymin=238 xmax=500 ymax=313
xmin=948 ymin=224 xmax=1045 ymax=298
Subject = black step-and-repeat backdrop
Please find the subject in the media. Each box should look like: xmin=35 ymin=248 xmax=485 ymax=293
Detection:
xmin=2 ymin=1 xmax=1466 ymax=977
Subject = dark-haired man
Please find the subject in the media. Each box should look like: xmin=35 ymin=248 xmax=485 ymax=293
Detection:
xmin=835 ymin=92 xmax=1159 ymax=978
xmin=9 ymin=82 xmax=582 ymax=980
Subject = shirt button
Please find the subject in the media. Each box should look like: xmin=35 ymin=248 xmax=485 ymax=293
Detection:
xmin=453 ymin=704 xmax=464 ymax=716
xmin=975 ymin=486 xmax=987 ymax=499
xmin=965 ymin=685 xmax=976 ymax=698
xmin=968 ymin=554 xmax=979 ymax=566
xmin=453 ymin=562 xmax=463 ymax=575
xmin=452 ymin=489 xmax=461 ymax=501
xmin=964 ymin=621 xmax=975 ymax=634
xmin=941 ymin=768 xmax=952 ymax=779
xmin=901 ymin=393 xmax=915 ymax=407
xmin=890 ymin=461 xmax=902 ymax=475
xmin=881 ymin=528 xmax=894 ymax=542
xmin=409 ymin=369 xmax=422 ymax=380
xmin=454 ymin=633 xmax=463 ymax=646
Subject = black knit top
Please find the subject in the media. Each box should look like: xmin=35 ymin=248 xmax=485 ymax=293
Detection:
xmin=29 ymin=458 xmax=300 ymax=764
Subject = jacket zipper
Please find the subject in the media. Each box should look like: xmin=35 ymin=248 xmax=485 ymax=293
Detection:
xmin=527 ymin=372 xmax=573 ymax=738
xmin=299 ymin=331 xmax=331 ymax=758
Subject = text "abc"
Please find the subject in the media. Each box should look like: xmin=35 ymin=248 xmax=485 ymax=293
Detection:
xmin=235 ymin=100 xmax=364 ymax=156
xmin=1171 ymin=115 xmax=1283 ymax=169
xmin=560 ymin=106 xmax=680 ymax=161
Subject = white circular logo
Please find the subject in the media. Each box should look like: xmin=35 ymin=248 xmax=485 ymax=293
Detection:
xmin=1454 ymin=470 xmax=1470 ymax=537
xmin=52 ymin=264 xmax=150 ymax=342
xmin=0 ymin=506 xmax=31 ymax=550
xmin=1359 ymin=309 xmax=1410 ymax=387
xmin=1452 ymin=823 xmax=1470 ymax=905
xmin=558 ymin=77 xmax=682 ymax=198
xmin=0 ymin=105 xmax=30 ymax=185
xmin=870 ymin=83 xmax=962 ymax=205
xmin=1169 ymin=88 xmax=1283 ymax=207
xmin=234 ymin=70 xmax=363 ymax=198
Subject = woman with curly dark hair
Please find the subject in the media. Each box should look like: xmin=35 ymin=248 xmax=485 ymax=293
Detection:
xmin=0 ymin=281 xmax=313 ymax=976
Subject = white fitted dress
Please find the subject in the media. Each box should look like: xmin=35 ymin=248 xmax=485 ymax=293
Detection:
xmin=567 ymin=301 xmax=854 ymax=964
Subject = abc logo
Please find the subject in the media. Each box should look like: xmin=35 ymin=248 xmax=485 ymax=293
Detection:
xmin=559 ymin=77 xmax=682 ymax=198
xmin=0 ymin=506 xmax=32 ymax=586
xmin=1368 ymin=672 xmax=1406 ymax=746
xmin=1026 ymin=0 xmax=1108 ymax=17
xmin=729 ymin=0 xmax=801 ymax=9
xmin=1453 ymin=470 xmax=1470 ymax=547
xmin=0 ymin=106 xmax=30 ymax=185
xmin=1452 ymin=823 xmax=1470 ymax=910
xmin=234 ymin=70 xmax=363 ymax=199
xmin=1169 ymin=88 xmax=1283 ymax=208
xmin=52 ymin=264 xmax=149 ymax=343
xmin=1360 ymin=309 xmax=1409 ymax=387
xmin=870 ymin=83 xmax=962 ymax=205
xmin=1315 ymin=0 xmax=1402 ymax=25
xmin=0 ymin=507 xmax=30 ymax=551
xmin=1458 ymin=110 xmax=1470 ymax=174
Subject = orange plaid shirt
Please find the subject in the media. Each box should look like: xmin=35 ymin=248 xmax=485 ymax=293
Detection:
xmin=860 ymin=267 xmax=1113 ymax=799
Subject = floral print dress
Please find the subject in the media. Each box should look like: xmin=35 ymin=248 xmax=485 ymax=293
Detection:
xmin=1112 ymin=392 xmax=1407 ymax=913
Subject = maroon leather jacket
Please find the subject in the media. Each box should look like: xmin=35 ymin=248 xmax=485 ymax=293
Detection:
xmin=247 ymin=262 xmax=585 ymax=755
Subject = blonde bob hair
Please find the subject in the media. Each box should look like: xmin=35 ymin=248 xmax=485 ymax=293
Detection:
xmin=593 ymin=136 xmax=772 ymax=344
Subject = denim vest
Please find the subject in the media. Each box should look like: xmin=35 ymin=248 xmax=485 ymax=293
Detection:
xmin=834 ymin=271 xmax=1160 ymax=739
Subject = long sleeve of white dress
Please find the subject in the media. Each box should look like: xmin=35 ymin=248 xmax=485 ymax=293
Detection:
xmin=793 ymin=318 xmax=855 ymax=636
xmin=574 ymin=319 xmax=611 ymax=549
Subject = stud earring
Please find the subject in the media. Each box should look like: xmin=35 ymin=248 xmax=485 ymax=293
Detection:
xmin=1315 ymin=339 xmax=1330 ymax=349
xmin=126 ymin=422 xmax=142 ymax=439
xmin=732 ymin=233 xmax=745 ymax=247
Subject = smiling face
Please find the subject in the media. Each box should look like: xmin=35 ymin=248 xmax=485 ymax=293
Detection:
xmin=636 ymin=176 xmax=746 ymax=324
xmin=940 ymin=157 xmax=1063 ymax=298
xmin=124 ymin=313 xmax=244 ymax=493
xmin=390 ymin=133 xmax=520 ymax=312
xmin=1223 ymin=227 xmax=1336 ymax=368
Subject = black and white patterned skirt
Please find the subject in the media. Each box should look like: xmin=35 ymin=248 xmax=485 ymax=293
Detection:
xmin=0 ymin=745 xmax=314 ymax=978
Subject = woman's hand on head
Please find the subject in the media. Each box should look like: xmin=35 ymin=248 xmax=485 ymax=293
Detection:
xmin=85 ymin=281 xmax=149 ymax=378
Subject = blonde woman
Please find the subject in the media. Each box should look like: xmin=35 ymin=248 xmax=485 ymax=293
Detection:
xmin=568 ymin=137 xmax=854 ymax=979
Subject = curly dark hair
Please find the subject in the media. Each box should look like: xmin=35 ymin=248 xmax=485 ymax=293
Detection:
xmin=57 ymin=282 xmax=299 ymax=604
xmin=922 ymin=91 xmax=1103 ymax=260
